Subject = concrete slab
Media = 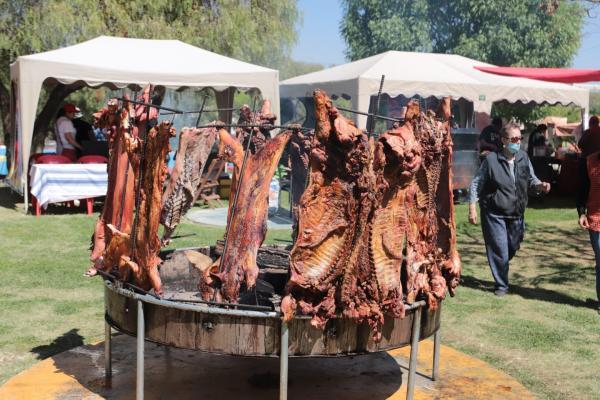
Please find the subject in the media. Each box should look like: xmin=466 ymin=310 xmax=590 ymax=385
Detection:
xmin=187 ymin=208 xmax=293 ymax=230
xmin=0 ymin=334 xmax=533 ymax=399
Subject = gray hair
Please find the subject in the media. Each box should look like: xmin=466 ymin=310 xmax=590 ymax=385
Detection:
xmin=501 ymin=122 xmax=521 ymax=138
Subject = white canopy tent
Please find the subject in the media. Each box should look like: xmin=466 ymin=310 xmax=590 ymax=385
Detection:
xmin=8 ymin=36 xmax=280 ymax=206
xmin=280 ymin=51 xmax=589 ymax=129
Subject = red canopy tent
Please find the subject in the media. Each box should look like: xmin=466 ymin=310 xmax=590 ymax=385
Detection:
xmin=474 ymin=66 xmax=600 ymax=84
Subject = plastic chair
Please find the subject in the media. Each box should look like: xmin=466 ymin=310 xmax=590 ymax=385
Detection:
xmin=77 ymin=155 xmax=108 ymax=164
xmin=78 ymin=155 xmax=108 ymax=214
xmin=31 ymin=154 xmax=72 ymax=216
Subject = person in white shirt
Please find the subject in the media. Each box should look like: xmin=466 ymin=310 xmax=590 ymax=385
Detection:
xmin=55 ymin=103 xmax=81 ymax=161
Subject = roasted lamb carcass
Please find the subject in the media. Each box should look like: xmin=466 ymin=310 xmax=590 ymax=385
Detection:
xmin=198 ymin=127 xmax=292 ymax=302
xmin=104 ymin=119 xmax=175 ymax=295
xmin=88 ymin=99 xmax=136 ymax=274
xmin=282 ymin=90 xmax=382 ymax=330
xmin=370 ymin=100 xmax=423 ymax=319
xmin=88 ymin=87 xmax=159 ymax=274
xmin=405 ymin=97 xmax=461 ymax=309
xmin=161 ymin=124 xmax=219 ymax=245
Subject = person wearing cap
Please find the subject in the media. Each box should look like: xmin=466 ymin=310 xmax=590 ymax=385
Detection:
xmin=55 ymin=104 xmax=81 ymax=161
xmin=72 ymin=106 xmax=95 ymax=156
xmin=468 ymin=122 xmax=551 ymax=296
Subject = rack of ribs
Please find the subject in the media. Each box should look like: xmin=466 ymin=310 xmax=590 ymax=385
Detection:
xmin=198 ymin=127 xmax=292 ymax=302
xmin=282 ymin=90 xmax=381 ymax=330
xmin=161 ymin=124 xmax=219 ymax=245
xmin=405 ymin=98 xmax=461 ymax=309
xmin=370 ymin=100 xmax=423 ymax=320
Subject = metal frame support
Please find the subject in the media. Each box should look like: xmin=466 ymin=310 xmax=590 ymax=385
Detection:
xmin=432 ymin=329 xmax=441 ymax=381
xmin=406 ymin=306 xmax=422 ymax=400
xmin=136 ymin=300 xmax=145 ymax=400
xmin=279 ymin=320 xmax=289 ymax=400
xmin=104 ymin=320 xmax=112 ymax=382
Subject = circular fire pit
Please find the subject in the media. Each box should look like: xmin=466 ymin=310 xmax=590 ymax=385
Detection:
xmin=104 ymin=247 xmax=440 ymax=357
xmin=102 ymin=246 xmax=442 ymax=400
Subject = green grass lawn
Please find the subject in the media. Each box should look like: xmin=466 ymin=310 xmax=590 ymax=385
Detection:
xmin=0 ymin=187 xmax=599 ymax=399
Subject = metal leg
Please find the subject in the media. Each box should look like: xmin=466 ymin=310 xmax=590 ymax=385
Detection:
xmin=432 ymin=329 xmax=441 ymax=381
xmin=406 ymin=306 xmax=422 ymax=400
xmin=104 ymin=321 xmax=112 ymax=381
xmin=279 ymin=320 xmax=289 ymax=400
xmin=136 ymin=300 xmax=145 ymax=400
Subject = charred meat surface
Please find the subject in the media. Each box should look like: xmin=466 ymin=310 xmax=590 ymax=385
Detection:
xmin=161 ymin=125 xmax=219 ymax=244
xmin=235 ymin=99 xmax=277 ymax=153
xmin=282 ymin=91 xmax=461 ymax=337
xmin=198 ymin=128 xmax=292 ymax=302
xmin=283 ymin=90 xmax=381 ymax=330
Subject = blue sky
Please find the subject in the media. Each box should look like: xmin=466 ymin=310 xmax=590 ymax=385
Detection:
xmin=292 ymin=0 xmax=600 ymax=69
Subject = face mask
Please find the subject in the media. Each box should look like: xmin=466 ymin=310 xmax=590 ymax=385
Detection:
xmin=507 ymin=143 xmax=520 ymax=154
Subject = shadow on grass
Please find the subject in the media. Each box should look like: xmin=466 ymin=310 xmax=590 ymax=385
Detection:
xmin=0 ymin=186 xmax=22 ymax=212
xmin=30 ymin=329 xmax=84 ymax=360
xmin=461 ymin=275 xmax=595 ymax=309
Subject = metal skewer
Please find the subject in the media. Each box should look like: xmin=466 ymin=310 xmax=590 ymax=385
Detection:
xmin=368 ymin=75 xmax=385 ymax=137
xmin=336 ymin=106 xmax=402 ymax=123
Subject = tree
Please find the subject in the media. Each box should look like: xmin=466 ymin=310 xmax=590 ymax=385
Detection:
xmin=341 ymin=0 xmax=584 ymax=67
xmin=0 ymin=0 xmax=299 ymax=147
xmin=340 ymin=0 xmax=432 ymax=60
xmin=340 ymin=0 xmax=585 ymax=123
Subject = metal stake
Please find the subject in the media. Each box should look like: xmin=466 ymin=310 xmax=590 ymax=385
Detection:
xmin=194 ymin=96 xmax=208 ymax=127
xmin=406 ymin=306 xmax=422 ymax=400
xmin=279 ymin=320 xmax=289 ymax=400
xmin=104 ymin=320 xmax=112 ymax=381
xmin=432 ymin=328 xmax=441 ymax=381
xmin=368 ymin=75 xmax=385 ymax=137
xmin=136 ymin=300 xmax=145 ymax=400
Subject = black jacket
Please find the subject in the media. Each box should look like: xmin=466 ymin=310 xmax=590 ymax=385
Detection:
xmin=480 ymin=150 xmax=534 ymax=217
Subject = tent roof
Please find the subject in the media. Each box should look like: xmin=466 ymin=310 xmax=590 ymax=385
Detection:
xmin=11 ymin=36 xmax=278 ymax=88
xmin=8 ymin=36 xmax=280 ymax=203
xmin=280 ymin=51 xmax=589 ymax=112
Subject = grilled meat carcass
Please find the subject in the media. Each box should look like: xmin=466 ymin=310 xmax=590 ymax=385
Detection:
xmin=370 ymin=100 xmax=423 ymax=319
xmin=161 ymin=125 xmax=219 ymax=244
xmin=88 ymin=87 xmax=159 ymax=273
xmin=405 ymin=97 xmax=461 ymax=309
xmin=282 ymin=90 xmax=382 ymax=330
xmin=235 ymin=99 xmax=277 ymax=153
xmin=88 ymin=99 xmax=136 ymax=274
xmin=199 ymin=128 xmax=292 ymax=302
xmin=105 ymin=120 xmax=175 ymax=295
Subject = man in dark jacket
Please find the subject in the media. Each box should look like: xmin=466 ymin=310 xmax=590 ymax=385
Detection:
xmin=468 ymin=122 xmax=551 ymax=296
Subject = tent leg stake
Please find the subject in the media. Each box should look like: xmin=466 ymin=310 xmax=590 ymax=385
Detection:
xmin=406 ymin=306 xmax=422 ymax=400
xmin=432 ymin=328 xmax=441 ymax=381
xmin=136 ymin=300 xmax=145 ymax=400
xmin=104 ymin=320 xmax=112 ymax=382
xmin=279 ymin=320 xmax=289 ymax=400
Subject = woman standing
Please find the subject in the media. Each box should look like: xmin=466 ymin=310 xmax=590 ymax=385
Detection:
xmin=469 ymin=122 xmax=551 ymax=296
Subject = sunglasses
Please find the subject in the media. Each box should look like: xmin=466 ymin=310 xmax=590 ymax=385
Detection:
xmin=503 ymin=136 xmax=522 ymax=143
